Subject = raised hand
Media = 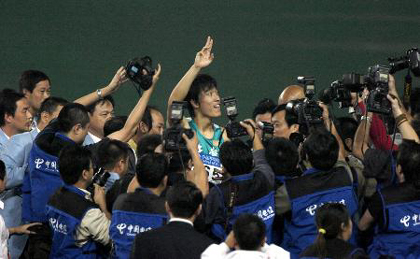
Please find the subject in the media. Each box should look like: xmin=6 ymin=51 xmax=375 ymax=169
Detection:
xmin=108 ymin=66 xmax=128 ymax=92
xmin=194 ymin=36 xmax=215 ymax=69
xmin=151 ymin=64 xmax=162 ymax=86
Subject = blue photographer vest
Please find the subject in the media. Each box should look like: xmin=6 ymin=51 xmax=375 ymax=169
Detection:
xmin=110 ymin=187 xmax=168 ymax=258
xmin=211 ymin=173 xmax=275 ymax=243
xmin=188 ymin=119 xmax=224 ymax=184
xmin=282 ymin=167 xmax=358 ymax=258
xmin=369 ymin=188 xmax=420 ymax=259
xmin=27 ymin=141 xmax=63 ymax=222
xmin=46 ymin=185 xmax=102 ymax=259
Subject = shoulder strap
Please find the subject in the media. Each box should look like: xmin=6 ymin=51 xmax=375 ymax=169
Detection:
xmin=225 ymin=182 xmax=238 ymax=231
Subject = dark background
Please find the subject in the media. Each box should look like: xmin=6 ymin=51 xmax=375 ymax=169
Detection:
xmin=1 ymin=0 xmax=419 ymax=123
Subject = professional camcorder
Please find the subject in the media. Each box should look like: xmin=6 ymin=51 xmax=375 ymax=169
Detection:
xmin=163 ymin=101 xmax=194 ymax=152
xmin=223 ymin=97 xmax=249 ymax=139
xmin=389 ymin=48 xmax=420 ymax=76
xmin=365 ymin=65 xmax=392 ymax=115
xmin=319 ymin=73 xmax=365 ymax=108
xmin=320 ymin=65 xmax=391 ymax=115
xmin=285 ymin=76 xmax=324 ymax=128
xmin=126 ymin=56 xmax=156 ymax=92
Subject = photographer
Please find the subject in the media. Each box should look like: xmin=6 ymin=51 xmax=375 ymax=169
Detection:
xmin=278 ymin=85 xmax=305 ymax=105
xmin=252 ymin=98 xmax=276 ymax=141
xmin=110 ymin=153 xmax=168 ymax=258
xmin=358 ymin=139 xmax=420 ymax=258
xmin=277 ymin=129 xmax=359 ymax=257
xmin=167 ymin=36 xmax=228 ymax=184
xmin=46 ymin=144 xmax=111 ymax=258
xmin=204 ymin=122 xmax=275 ymax=243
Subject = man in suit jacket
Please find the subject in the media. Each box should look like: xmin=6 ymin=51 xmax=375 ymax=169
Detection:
xmin=130 ymin=181 xmax=214 ymax=259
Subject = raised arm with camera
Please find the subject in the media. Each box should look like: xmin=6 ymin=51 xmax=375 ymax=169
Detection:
xmin=318 ymin=102 xmax=346 ymax=162
xmin=108 ymin=64 xmax=161 ymax=142
xmin=387 ymin=93 xmax=419 ymax=142
xmin=74 ymin=66 xmax=128 ymax=106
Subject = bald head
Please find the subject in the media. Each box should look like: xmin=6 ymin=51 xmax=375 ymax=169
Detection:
xmin=278 ymin=85 xmax=305 ymax=105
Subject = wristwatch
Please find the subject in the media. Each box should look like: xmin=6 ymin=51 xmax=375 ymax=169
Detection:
xmin=96 ymin=89 xmax=103 ymax=99
xmin=361 ymin=116 xmax=372 ymax=123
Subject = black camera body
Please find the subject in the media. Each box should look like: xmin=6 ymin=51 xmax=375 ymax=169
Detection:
xmin=259 ymin=121 xmax=274 ymax=144
xmin=389 ymin=48 xmax=420 ymax=77
xmin=286 ymin=76 xmax=323 ymax=127
xmin=126 ymin=56 xmax=155 ymax=91
xmin=319 ymin=73 xmax=366 ymax=108
xmin=223 ymin=97 xmax=248 ymax=139
xmin=163 ymin=101 xmax=194 ymax=152
xmin=319 ymin=80 xmax=352 ymax=108
xmin=365 ymin=65 xmax=392 ymax=115
xmin=87 ymin=168 xmax=110 ymax=195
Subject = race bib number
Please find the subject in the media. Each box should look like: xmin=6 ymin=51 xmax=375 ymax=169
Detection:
xmin=200 ymin=153 xmax=223 ymax=185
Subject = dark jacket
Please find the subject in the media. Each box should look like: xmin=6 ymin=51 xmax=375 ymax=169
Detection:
xmin=130 ymin=221 xmax=214 ymax=259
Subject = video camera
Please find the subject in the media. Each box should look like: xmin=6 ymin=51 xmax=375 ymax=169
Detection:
xmin=319 ymin=73 xmax=365 ymax=108
xmin=320 ymin=65 xmax=391 ymax=114
xmin=285 ymin=76 xmax=324 ymax=129
xmin=163 ymin=101 xmax=194 ymax=152
xmin=223 ymin=97 xmax=249 ymax=139
xmin=87 ymin=167 xmax=110 ymax=196
xmin=365 ymin=65 xmax=392 ymax=115
xmin=126 ymin=56 xmax=156 ymax=93
xmin=389 ymin=48 xmax=420 ymax=76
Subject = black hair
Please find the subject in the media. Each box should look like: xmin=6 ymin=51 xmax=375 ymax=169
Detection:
xmin=252 ymin=98 xmax=276 ymax=120
xmin=136 ymin=134 xmax=163 ymax=157
xmin=0 ymin=160 xmax=5 ymax=181
xmin=233 ymin=214 xmax=266 ymax=251
xmin=167 ymin=149 xmax=191 ymax=174
xmin=184 ymin=74 xmax=218 ymax=117
xmin=19 ymin=70 xmax=50 ymax=93
xmin=57 ymin=103 xmax=90 ymax=133
xmin=410 ymin=87 xmax=420 ymax=117
xmin=0 ymin=89 xmax=26 ymax=127
xmin=314 ymin=203 xmax=351 ymax=259
xmin=85 ymin=95 xmax=115 ymax=114
xmin=136 ymin=153 xmax=168 ymax=188
xmin=141 ymin=106 xmax=153 ymax=130
xmin=58 ymin=144 xmax=92 ymax=185
xmin=39 ymin=97 xmax=68 ymax=115
xmin=335 ymin=117 xmax=358 ymax=152
xmin=37 ymin=97 xmax=69 ymax=123
xmin=397 ymin=140 xmax=420 ymax=188
xmin=103 ymin=116 xmax=127 ymax=137
xmin=141 ymin=105 xmax=162 ymax=131
xmin=271 ymin=104 xmax=298 ymax=127
xmin=96 ymin=138 xmax=130 ymax=171
xmin=303 ymin=129 xmax=339 ymax=171
xmin=220 ymin=139 xmax=253 ymax=176
xmin=166 ymin=181 xmax=203 ymax=218
xmin=265 ymin=137 xmax=299 ymax=177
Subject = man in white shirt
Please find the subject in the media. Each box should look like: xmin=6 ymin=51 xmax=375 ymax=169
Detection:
xmin=201 ymin=214 xmax=290 ymax=259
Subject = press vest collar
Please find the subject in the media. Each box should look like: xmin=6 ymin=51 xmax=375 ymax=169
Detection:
xmin=64 ymin=185 xmax=91 ymax=200
xmin=55 ymin=132 xmax=75 ymax=144
xmin=302 ymin=167 xmax=320 ymax=176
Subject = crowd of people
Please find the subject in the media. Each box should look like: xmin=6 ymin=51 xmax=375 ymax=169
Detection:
xmin=0 ymin=36 xmax=419 ymax=259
